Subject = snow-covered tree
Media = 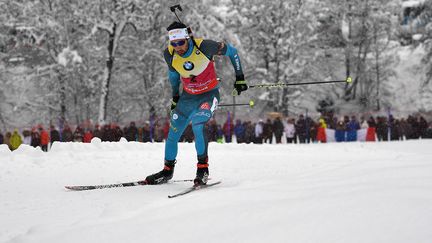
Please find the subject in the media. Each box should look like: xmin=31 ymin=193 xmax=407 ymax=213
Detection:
xmin=116 ymin=1 xmax=174 ymax=121
xmin=0 ymin=1 xmax=99 ymax=130
xmin=317 ymin=0 xmax=398 ymax=112
xmin=415 ymin=0 xmax=432 ymax=111
xmin=224 ymin=0 xmax=319 ymax=116
xmin=0 ymin=0 xmax=430 ymax=130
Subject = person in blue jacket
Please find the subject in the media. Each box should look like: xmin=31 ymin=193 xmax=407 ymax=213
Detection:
xmin=234 ymin=119 xmax=246 ymax=143
xmin=145 ymin=22 xmax=247 ymax=185
xmin=346 ymin=115 xmax=360 ymax=141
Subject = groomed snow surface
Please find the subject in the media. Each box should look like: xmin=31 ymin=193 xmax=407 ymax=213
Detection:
xmin=1 ymin=140 xmax=432 ymax=243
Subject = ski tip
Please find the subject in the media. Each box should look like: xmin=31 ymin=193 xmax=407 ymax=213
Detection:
xmin=65 ymin=186 xmax=85 ymax=191
xmin=167 ymin=180 xmax=222 ymax=199
xmin=208 ymin=180 xmax=222 ymax=186
xmin=65 ymin=186 xmax=78 ymax=189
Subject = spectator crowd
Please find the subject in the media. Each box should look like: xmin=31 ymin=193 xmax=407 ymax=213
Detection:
xmin=1 ymin=113 xmax=431 ymax=152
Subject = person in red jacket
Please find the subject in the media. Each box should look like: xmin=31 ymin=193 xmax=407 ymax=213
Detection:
xmin=223 ymin=118 xmax=234 ymax=143
xmin=39 ymin=126 xmax=50 ymax=152
xmin=316 ymin=118 xmax=327 ymax=143
xmin=83 ymin=129 xmax=93 ymax=143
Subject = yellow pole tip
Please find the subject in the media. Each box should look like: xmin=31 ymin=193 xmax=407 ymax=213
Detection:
xmin=249 ymin=100 xmax=255 ymax=107
xmin=346 ymin=76 xmax=353 ymax=83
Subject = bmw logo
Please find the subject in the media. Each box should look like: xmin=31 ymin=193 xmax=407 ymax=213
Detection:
xmin=183 ymin=61 xmax=194 ymax=71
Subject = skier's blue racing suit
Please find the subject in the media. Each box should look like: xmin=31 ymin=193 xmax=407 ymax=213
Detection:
xmin=163 ymin=38 xmax=244 ymax=161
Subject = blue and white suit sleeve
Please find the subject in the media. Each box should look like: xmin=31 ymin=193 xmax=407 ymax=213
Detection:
xmin=224 ymin=43 xmax=244 ymax=77
xmin=168 ymin=70 xmax=181 ymax=97
xmin=163 ymin=48 xmax=181 ymax=97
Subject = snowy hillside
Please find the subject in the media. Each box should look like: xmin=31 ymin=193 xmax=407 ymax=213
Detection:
xmin=1 ymin=140 xmax=432 ymax=243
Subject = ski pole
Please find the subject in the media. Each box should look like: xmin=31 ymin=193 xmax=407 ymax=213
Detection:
xmin=218 ymin=100 xmax=255 ymax=108
xmin=170 ymin=4 xmax=183 ymax=23
xmin=169 ymin=4 xmax=196 ymax=44
xmin=248 ymin=76 xmax=352 ymax=89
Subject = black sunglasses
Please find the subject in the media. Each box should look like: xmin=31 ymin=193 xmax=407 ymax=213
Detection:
xmin=171 ymin=40 xmax=186 ymax=47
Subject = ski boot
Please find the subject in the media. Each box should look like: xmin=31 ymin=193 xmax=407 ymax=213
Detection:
xmin=145 ymin=160 xmax=176 ymax=185
xmin=194 ymin=156 xmax=209 ymax=186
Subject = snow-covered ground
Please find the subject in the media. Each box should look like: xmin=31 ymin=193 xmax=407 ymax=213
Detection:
xmin=1 ymin=139 xmax=432 ymax=243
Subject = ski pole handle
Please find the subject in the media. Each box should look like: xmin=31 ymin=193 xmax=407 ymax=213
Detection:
xmin=218 ymin=100 xmax=255 ymax=108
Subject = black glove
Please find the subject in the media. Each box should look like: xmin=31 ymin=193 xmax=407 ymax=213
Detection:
xmin=171 ymin=95 xmax=180 ymax=111
xmin=232 ymin=75 xmax=248 ymax=96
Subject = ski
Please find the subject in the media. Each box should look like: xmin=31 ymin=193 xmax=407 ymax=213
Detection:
xmin=168 ymin=181 xmax=222 ymax=198
xmin=65 ymin=179 xmax=196 ymax=191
